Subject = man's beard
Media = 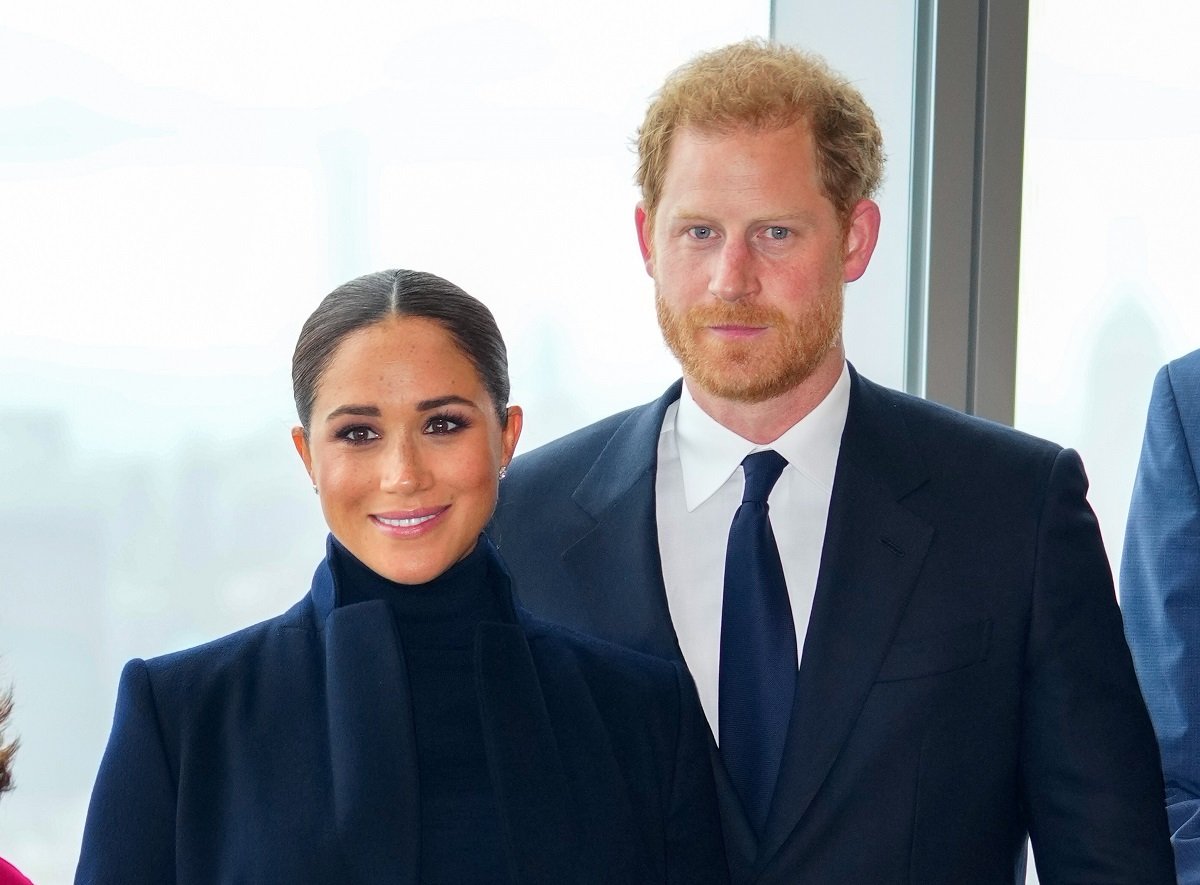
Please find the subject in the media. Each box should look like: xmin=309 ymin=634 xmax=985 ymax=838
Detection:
xmin=655 ymin=287 xmax=843 ymax=404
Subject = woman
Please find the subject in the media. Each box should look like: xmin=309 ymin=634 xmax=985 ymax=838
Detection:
xmin=0 ymin=688 xmax=33 ymax=885
xmin=75 ymin=270 xmax=727 ymax=884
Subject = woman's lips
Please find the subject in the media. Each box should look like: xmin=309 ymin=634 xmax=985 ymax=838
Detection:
xmin=370 ymin=506 xmax=448 ymax=535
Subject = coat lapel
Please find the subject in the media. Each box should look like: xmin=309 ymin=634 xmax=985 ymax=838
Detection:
xmin=560 ymin=382 xmax=685 ymax=661
xmin=321 ymin=569 xmax=421 ymax=884
xmin=708 ymin=735 xmax=760 ymax=882
xmin=475 ymin=621 xmax=579 ymax=884
xmin=756 ymin=370 xmax=934 ymax=868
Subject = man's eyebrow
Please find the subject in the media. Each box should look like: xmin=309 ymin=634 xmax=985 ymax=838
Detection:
xmin=671 ymin=207 xmax=819 ymax=223
xmin=324 ymin=404 xmax=380 ymax=421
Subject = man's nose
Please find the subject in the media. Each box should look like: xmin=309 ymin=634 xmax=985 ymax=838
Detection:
xmin=709 ymin=239 xmax=755 ymax=302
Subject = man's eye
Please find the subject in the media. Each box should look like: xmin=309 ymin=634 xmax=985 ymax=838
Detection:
xmin=766 ymin=226 xmax=790 ymax=240
xmin=688 ymin=226 xmax=714 ymax=240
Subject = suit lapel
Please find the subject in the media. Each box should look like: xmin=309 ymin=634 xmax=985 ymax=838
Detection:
xmin=756 ymin=370 xmax=934 ymax=868
xmin=475 ymin=621 xmax=579 ymax=884
xmin=560 ymin=382 xmax=685 ymax=661
xmin=323 ymin=588 xmax=421 ymax=885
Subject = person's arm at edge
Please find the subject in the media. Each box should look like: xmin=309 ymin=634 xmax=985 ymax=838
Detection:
xmin=1122 ymin=361 xmax=1200 ymax=884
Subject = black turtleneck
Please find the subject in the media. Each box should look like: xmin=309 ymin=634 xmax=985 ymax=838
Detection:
xmin=330 ymin=537 xmax=512 ymax=885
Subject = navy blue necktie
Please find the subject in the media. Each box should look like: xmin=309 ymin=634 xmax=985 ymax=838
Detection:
xmin=718 ymin=450 xmax=797 ymax=837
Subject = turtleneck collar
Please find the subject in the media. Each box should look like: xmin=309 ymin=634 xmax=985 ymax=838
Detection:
xmin=327 ymin=534 xmax=510 ymax=648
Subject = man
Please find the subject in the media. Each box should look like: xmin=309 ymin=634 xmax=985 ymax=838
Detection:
xmin=492 ymin=40 xmax=1174 ymax=883
xmin=1123 ymin=347 xmax=1200 ymax=884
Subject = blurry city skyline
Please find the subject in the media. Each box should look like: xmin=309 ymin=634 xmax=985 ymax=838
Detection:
xmin=0 ymin=3 xmax=772 ymax=879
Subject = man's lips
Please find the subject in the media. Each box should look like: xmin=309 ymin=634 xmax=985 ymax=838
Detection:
xmin=708 ymin=324 xmax=769 ymax=338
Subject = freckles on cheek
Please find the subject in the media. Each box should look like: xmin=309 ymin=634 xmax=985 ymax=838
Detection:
xmin=316 ymin=455 xmax=361 ymax=496
xmin=463 ymin=450 xmax=502 ymax=492
xmin=454 ymin=459 xmax=489 ymax=491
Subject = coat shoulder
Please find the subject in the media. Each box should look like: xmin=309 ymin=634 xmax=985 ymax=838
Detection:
xmin=136 ymin=593 xmax=318 ymax=712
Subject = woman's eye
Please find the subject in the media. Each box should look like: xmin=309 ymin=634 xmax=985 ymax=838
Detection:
xmin=426 ymin=416 xmax=463 ymax=435
xmin=341 ymin=426 xmax=379 ymax=443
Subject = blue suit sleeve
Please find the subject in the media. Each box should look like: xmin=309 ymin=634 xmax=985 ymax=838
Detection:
xmin=1122 ymin=360 xmax=1200 ymax=884
xmin=75 ymin=659 xmax=177 ymax=885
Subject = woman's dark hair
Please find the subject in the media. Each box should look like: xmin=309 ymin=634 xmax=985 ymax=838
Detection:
xmin=0 ymin=687 xmax=17 ymax=795
xmin=292 ymin=269 xmax=511 ymax=432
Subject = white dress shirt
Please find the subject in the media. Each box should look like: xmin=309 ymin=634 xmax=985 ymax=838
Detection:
xmin=655 ymin=364 xmax=850 ymax=738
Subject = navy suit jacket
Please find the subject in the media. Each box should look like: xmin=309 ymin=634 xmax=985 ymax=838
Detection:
xmin=492 ymin=368 xmax=1176 ymax=885
xmin=75 ymin=537 xmax=727 ymax=885
xmin=1123 ymin=347 xmax=1200 ymax=884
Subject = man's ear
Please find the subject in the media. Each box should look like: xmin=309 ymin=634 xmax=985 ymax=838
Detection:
xmin=843 ymin=199 xmax=881 ymax=283
xmin=635 ymin=203 xmax=655 ymax=277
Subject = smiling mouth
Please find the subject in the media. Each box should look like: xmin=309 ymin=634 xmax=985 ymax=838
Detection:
xmin=370 ymin=506 xmax=449 ymax=533
xmin=374 ymin=514 xmax=439 ymax=528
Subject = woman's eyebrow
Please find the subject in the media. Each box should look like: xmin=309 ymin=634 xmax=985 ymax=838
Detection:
xmin=416 ymin=395 xmax=477 ymax=412
xmin=324 ymin=404 xmax=380 ymax=421
xmin=323 ymin=396 xmax=478 ymax=421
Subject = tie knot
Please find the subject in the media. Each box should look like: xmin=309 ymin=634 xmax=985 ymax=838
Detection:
xmin=741 ymin=450 xmax=787 ymax=503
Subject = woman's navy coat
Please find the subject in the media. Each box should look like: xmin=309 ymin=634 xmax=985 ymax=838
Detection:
xmin=75 ymin=538 xmax=727 ymax=884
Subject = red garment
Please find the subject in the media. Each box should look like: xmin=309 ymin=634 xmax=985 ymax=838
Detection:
xmin=0 ymin=857 xmax=32 ymax=885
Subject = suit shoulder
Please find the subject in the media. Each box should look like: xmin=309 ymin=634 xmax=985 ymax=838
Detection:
xmin=859 ymin=375 xmax=1064 ymax=466
xmin=497 ymin=396 xmax=670 ymax=517
xmin=1166 ymin=346 xmax=1200 ymax=383
xmin=1163 ymin=348 xmax=1200 ymax=432
xmin=505 ymin=406 xmax=643 ymax=491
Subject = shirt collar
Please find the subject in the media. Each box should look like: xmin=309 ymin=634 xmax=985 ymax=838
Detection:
xmin=673 ymin=362 xmax=851 ymax=511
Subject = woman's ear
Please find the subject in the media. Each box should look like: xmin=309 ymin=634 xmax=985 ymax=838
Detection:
xmin=501 ymin=406 xmax=523 ymax=467
xmin=291 ymin=426 xmax=314 ymax=484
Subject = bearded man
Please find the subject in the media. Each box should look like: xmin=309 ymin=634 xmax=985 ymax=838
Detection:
xmin=492 ymin=39 xmax=1174 ymax=885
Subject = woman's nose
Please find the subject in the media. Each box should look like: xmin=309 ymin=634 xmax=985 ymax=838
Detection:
xmin=379 ymin=439 xmax=430 ymax=493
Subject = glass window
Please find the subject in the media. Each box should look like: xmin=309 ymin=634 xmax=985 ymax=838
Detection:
xmin=0 ymin=4 xmax=768 ymax=877
xmin=1017 ymin=0 xmax=1200 ymax=571
xmin=773 ymin=0 xmax=919 ymax=392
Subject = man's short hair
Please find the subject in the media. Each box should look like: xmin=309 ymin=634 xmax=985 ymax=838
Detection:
xmin=636 ymin=38 xmax=885 ymax=228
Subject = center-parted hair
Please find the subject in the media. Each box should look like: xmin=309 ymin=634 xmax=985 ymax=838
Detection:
xmin=636 ymin=38 xmax=885 ymax=227
xmin=292 ymin=269 xmax=511 ymax=432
